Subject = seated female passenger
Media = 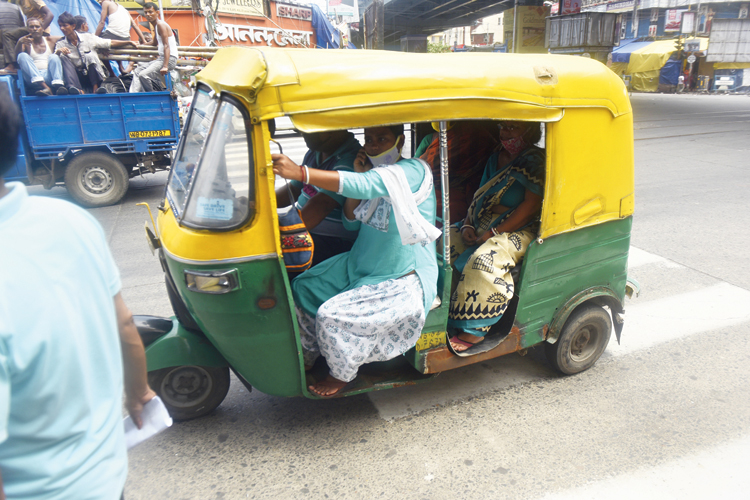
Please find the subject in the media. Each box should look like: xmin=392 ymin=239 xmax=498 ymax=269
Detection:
xmin=447 ymin=121 xmax=545 ymax=354
xmin=272 ymin=125 xmax=440 ymax=397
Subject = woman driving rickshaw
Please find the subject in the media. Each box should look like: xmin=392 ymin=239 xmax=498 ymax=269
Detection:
xmin=137 ymin=47 xmax=638 ymax=419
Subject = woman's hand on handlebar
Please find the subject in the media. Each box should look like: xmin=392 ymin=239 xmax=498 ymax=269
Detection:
xmin=353 ymin=149 xmax=372 ymax=173
xmin=461 ymin=226 xmax=478 ymax=246
xmin=271 ymin=154 xmax=303 ymax=182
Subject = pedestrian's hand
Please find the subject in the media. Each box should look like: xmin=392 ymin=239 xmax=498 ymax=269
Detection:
xmin=126 ymin=386 xmax=157 ymax=429
xmin=160 ymin=66 xmax=168 ymax=75
xmin=461 ymin=227 xmax=478 ymax=246
xmin=58 ymin=47 xmax=70 ymax=55
xmin=353 ymin=148 xmax=372 ymax=173
xmin=271 ymin=154 xmax=302 ymax=181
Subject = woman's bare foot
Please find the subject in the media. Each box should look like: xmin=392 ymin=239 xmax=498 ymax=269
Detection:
xmin=309 ymin=375 xmax=348 ymax=397
xmin=449 ymin=332 xmax=484 ymax=353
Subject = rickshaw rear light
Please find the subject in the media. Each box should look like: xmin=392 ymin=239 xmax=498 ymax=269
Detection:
xmin=184 ymin=269 xmax=240 ymax=294
xmin=257 ymin=297 xmax=276 ymax=310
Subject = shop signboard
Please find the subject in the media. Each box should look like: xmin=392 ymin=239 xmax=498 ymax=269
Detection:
xmin=216 ymin=0 xmax=264 ymax=17
xmin=664 ymin=9 xmax=686 ymax=32
xmin=561 ymin=0 xmax=581 ymax=16
xmin=328 ymin=0 xmax=358 ymax=18
xmin=605 ymin=0 xmax=635 ymax=13
xmin=214 ymin=23 xmax=312 ymax=46
xmin=276 ymin=3 xmax=312 ymax=21
xmin=503 ymin=6 xmax=550 ymax=53
xmin=681 ymin=11 xmax=695 ymax=34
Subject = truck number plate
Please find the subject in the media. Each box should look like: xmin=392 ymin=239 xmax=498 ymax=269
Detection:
xmin=129 ymin=130 xmax=172 ymax=139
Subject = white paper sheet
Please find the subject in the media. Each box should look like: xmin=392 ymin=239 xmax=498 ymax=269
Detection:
xmin=123 ymin=396 xmax=173 ymax=450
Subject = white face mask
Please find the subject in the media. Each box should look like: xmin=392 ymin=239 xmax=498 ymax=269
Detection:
xmin=367 ymin=142 xmax=401 ymax=168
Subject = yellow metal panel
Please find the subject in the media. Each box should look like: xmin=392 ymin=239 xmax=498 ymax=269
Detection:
xmin=196 ymin=48 xmax=632 ymax=124
xmin=541 ymin=108 xmax=634 ymax=238
xmin=157 ymin=122 xmax=280 ymax=262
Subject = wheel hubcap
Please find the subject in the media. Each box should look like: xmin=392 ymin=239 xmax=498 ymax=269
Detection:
xmin=160 ymin=366 xmax=213 ymax=408
xmin=570 ymin=326 xmax=597 ymax=362
xmin=80 ymin=166 xmax=113 ymax=196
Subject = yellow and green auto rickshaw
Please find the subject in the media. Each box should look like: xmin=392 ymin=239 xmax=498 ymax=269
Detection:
xmin=138 ymin=47 xmax=639 ymax=420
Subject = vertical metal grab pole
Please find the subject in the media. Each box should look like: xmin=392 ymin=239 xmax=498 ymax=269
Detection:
xmin=439 ymin=121 xmax=450 ymax=265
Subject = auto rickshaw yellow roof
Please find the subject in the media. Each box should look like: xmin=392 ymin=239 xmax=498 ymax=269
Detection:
xmin=195 ymin=47 xmax=632 ymax=132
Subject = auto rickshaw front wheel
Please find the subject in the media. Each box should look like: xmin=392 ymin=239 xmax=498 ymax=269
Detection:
xmin=545 ymin=304 xmax=612 ymax=375
xmin=148 ymin=365 xmax=230 ymax=421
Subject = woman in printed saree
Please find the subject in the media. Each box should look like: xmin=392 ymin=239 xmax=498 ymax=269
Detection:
xmin=447 ymin=121 xmax=545 ymax=355
xmin=271 ymin=125 xmax=439 ymax=397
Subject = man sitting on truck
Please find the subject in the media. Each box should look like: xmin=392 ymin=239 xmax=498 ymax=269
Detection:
xmin=73 ymin=15 xmax=90 ymax=33
xmin=0 ymin=0 xmax=53 ymax=74
xmin=14 ymin=18 xmax=64 ymax=96
xmin=0 ymin=0 xmax=25 ymax=74
xmin=96 ymin=0 xmax=145 ymax=43
xmin=54 ymin=11 xmax=134 ymax=94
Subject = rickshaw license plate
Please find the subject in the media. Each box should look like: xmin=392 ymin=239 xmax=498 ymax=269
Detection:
xmin=129 ymin=130 xmax=172 ymax=139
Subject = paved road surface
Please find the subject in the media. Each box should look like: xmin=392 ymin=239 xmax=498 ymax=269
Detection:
xmin=28 ymin=93 xmax=750 ymax=500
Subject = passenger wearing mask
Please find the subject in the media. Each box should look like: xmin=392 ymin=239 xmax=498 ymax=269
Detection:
xmin=447 ymin=121 xmax=545 ymax=355
xmin=272 ymin=125 xmax=440 ymax=397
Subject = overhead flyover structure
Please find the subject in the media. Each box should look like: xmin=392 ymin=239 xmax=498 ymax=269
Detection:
xmin=361 ymin=0 xmax=529 ymax=48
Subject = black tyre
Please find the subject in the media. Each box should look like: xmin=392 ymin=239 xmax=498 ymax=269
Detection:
xmin=545 ymin=304 xmax=612 ymax=375
xmin=64 ymin=152 xmax=129 ymax=207
xmin=148 ymin=365 xmax=230 ymax=421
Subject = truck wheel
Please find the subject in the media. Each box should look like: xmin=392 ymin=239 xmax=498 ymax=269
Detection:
xmin=545 ymin=304 xmax=612 ymax=375
xmin=148 ymin=365 xmax=230 ymax=421
xmin=64 ymin=152 xmax=129 ymax=208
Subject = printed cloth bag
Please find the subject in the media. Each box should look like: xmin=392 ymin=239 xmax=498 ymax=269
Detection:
xmin=278 ymin=204 xmax=313 ymax=272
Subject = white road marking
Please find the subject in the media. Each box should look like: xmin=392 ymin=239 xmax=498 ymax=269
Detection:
xmin=537 ymin=434 xmax=750 ymax=500
xmin=613 ymin=282 xmax=750 ymax=357
xmin=627 ymin=247 xmax=683 ymax=270
xmin=368 ymin=247 xmax=750 ymax=421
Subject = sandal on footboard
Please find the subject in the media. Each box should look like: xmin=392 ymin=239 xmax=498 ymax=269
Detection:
xmin=447 ymin=335 xmax=483 ymax=357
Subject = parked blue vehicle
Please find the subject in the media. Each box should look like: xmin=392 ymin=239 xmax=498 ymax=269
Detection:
xmin=1 ymin=73 xmax=180 ymax=207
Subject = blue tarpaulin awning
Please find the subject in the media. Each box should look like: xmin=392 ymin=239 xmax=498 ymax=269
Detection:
xmin=611 ymin=39 xmax=653 ymax=63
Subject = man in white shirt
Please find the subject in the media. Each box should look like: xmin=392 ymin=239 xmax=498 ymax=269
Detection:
xmin=54 ymin=10 xmax=134 ymax=93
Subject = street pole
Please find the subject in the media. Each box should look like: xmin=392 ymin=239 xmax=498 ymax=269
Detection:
xmin=157 ymin=0 xmax=165 ymax=22
xmin=512 ymin=0 xmax=519 ymax=53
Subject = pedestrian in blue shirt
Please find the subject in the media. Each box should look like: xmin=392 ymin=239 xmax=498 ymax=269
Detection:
xmin=0 ymin=86 xmax=155 ymax=500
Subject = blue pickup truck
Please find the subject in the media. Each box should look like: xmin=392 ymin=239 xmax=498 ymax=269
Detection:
xmin=2 ymin=74 xmax=180 ymax=207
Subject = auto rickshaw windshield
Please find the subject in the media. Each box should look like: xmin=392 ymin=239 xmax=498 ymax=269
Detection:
xmin=167 ymin=88 xmax=256 ymax=229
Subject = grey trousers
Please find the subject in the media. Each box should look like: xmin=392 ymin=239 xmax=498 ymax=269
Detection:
xmin=129 ymin=55 xmax=175 ymax=92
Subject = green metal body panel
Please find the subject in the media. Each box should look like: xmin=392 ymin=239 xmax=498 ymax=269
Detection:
xmin=405 ymin=217 xmax=632 ymax=373
xmin=515 ymin=217 xmax=632 ymax=346
xmin=156 ymin=218 xmax=630 ymax=397
xmin=165 ymin=255 xmax=306 ymax=397
xmin=145 ymin=320 xmax=228 ymax=371
xmin=422 ymin=263 xmax=453 ymax=333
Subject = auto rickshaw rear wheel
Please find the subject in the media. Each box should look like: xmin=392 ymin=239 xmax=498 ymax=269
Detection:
xmin=545 ymin=304 xmax=612 ymax=375
xmin=148 ymin=365 xmax=230 ymax=421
